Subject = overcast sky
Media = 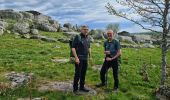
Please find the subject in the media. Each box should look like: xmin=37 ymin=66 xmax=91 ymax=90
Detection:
xmin=0 ymin=0 xmax=156 ymax=33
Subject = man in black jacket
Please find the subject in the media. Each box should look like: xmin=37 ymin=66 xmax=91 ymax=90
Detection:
xmin=96 ymin=30 xmax=121 ymax=92
xmin=72 ymin=25 xmax=91 ymax=93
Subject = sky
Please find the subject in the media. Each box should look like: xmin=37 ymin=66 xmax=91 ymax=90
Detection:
xmin=0 ymin=0 xmax=158 ymax=33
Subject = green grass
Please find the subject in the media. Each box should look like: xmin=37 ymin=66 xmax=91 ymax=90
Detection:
xmin=0 ymin=32 xmax=170 ymax=100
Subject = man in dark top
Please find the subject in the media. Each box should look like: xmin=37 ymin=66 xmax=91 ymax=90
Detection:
xmin=96 ymin=30 xmax=121 ymax=91
xmin=72 ymin=25 xmax=91 ymax=93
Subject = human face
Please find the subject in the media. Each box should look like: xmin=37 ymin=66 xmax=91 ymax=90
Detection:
xmin=81 ymin=27 xmax=89 ymax=36
xmin=107 ymin=31 xmax=114 ymax=40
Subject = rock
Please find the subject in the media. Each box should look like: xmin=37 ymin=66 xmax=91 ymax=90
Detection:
xmin=30 ymin=29 xmax=39 ymax=35
xmin=118 ymin=36 xmax=135 ymax=44
xmin=118 ymin=31 xmax=131 ymax=36
xmin=63 ymin=23 xmax=72 ymax=29
xmin=0 ymin=20 xmax=8 ymax=29
xmin=0 ymin=9 xmax=23 ymax=20
xmin=51 ymin=58 xmax=69 ymax=63
xmin=92 ymin=65 xmax=102 ymax=71
xmin=49 ymin=19 xmax=59 ymax=29
xmin=30 ymin=35 xmax=57 ymax=42
xmin=132 ymin=35 xmax=151 ymax=43
xmin=35 ymin=22 xmax=57 ymax=32
xmin=0 ymin=26 xmax=4 ymax=36
xmin=5 ymin=72 xmax=34 ymax=88
xmin=6 ymin=30 xmax=11 ymax=34
xmin=95 ymin=43 xmax=100 ymax=47
xmin=38 ymin=81 xmax=97 ymax=96
xmin=61 ymin=27 xmax=68 ymax=32
xmin=63 ymin=32 xmax=79 ymax=37
xmin=13 ymin=22 xmax=30 ymax=34
xmin=58 ymin=38 xmax=70 ymax=43
xmin=121 ymin=44 xmax=142 ymax=48
xmin=143 ymin=43 xmax=155 ymax=48
xmin=53 ymin=45 xmax=61 ymax=49
xmin=93 ymin=33 xmax=105 ymax=39
xmin=89 ymin=29 xmax=98 ymax=35
xmin=17 ymin=97 xmax=45 ymax=100
xmin=21 ymin=34 xmax=31 ymax=39
xmin=88 ymin=36 xmax=94 ymax=43
xmin=19 ymin=11 xmax=34 ymax=19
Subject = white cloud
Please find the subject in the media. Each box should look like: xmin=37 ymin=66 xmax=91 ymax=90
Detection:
xmin=0 ymin=0 xmax=161 ymax=33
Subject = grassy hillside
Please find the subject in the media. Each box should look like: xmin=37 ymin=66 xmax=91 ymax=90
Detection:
xmin=0 ymin=32 xmax=170 ymax=100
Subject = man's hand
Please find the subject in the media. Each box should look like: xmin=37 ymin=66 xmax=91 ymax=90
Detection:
xmin=104 ymin=51 xmax=111 ymax=55
xmin=75 ymin=58 xmax=80 ymax=65
xmin=106 ymin=57 xmax=112 ymax=61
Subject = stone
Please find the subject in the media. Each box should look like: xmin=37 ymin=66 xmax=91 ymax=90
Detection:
xmin=143 ymin=43 xmax=155 ymax=48
xmin=19 ymin=11 xmax=34 ymax=19
xmin=21 ymin=34 xmax=31 ymax=39
xmin=92 ymin=65 xmax=102 ymax=71
xmin=118 ymin=31 xmax=131 ymax=36
xmin=30 ymin=35 xmax=57 ymax=42
xmin=121 ymin=44 xmax=142 ymax=48
xmin=58 ymin=38 xmax=70 ymax=43
xmin=88 ymin=36 xmax=94 ymax=43
xmin=63 ymin=32 xmax=79 ymax=37
xmin=49 ymin=19 xmax=59 ymax=29
xmin=0 ymin=21 xmax=8 ymax=29
xmin=93 ymin=33 xmax=105 ymax=39
xmin=30 ymin=29 xmax=39 ymax=35
xmin=63 ymin=23 xmax=72 ymax=29
xmin=5 ymin=72 xmax=34 ymax=88
xmin=0 ymin=9 xmax=23 ymax=20
xmin=132 ymin=35 xmax=151 ymax=43
xmin=0 ymin=26 xmax=4 ymax=36
xmin=13 ymin=22 xmax=30 ymax=34
xmin=95 ymin=43 xmax=100 ymax=47
xmin=35 ymin=22 xmax=57 ymax=32
xmin=38 ymin=81 xmax=97 ymax=96
xmin=51 ymin=58 xmax=69 ymax=63
xmin=118 ymin=36 xmax=135 ymax=44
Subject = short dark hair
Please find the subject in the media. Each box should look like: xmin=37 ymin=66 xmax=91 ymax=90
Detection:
xmin=81 ymin=25 xmax=89 ymax=29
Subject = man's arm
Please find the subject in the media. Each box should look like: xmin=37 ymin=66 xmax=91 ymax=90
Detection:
xmin=111 ymin=49 xmax=121 ymax=60
xmin=72 ymin=48 xmax=80 ymax=64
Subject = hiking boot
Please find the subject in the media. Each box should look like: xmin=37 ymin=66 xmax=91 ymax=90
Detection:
xmin=73 ymin=89 xmax=79 ymax=94
xmin=79 ymin=87 xmax=89 ymax=92
xmin=95 ymin=83 xmax=105 ymax=87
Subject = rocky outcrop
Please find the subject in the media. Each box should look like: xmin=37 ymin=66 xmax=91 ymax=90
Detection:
xmin=132 ymin=35 xmax=151 ymax=43
xmin=118 ymin=31 xmax=131 ymax=36
xmin=35 ymin=21 xmax=58 ymax=32
xmin=118 ymin=36 xmax=135 ymax=44
xmin=0 ymin=9 xmax=23 ymax=20
xmin=19 ymin=11 xmax=34 ymax=20
xmin=13 ymin=22 xmax=30 ymax=34
xmin=0 ymin=9 xmax=60 ymax=32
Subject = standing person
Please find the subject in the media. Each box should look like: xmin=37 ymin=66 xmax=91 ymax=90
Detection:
xmin=96 ymin=30 xmax=121 ymax=91
xmin=72 ymin=25 xmax=91 ymax=93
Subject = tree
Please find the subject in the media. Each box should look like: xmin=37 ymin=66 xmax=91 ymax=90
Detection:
xmin=106 ymin=23 xmax=120 ymax=32
xmin=106 ymin=0 xmax=170 ymax=85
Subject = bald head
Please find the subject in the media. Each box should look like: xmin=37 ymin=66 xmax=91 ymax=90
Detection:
xmin=106 ymin=30 xmax=115 ymax=40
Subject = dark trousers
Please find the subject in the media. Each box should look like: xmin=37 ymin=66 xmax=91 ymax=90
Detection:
xmin=100 ymin=58 xmax=119 ymax=89
xmin=73 ymin=60 xmax=88 ymax=90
